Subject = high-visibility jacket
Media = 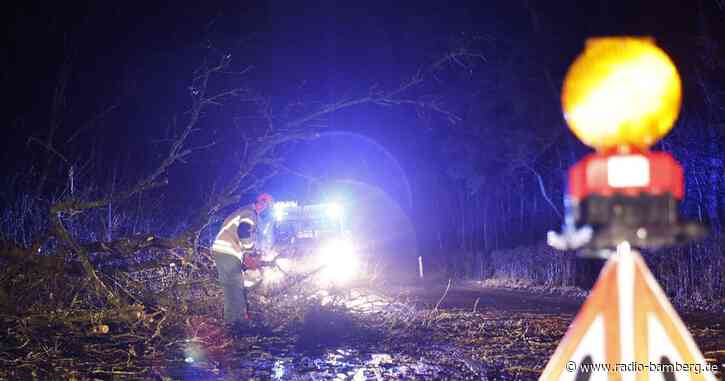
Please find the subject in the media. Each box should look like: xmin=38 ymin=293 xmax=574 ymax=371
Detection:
xmin=212 ymin=205 xmax=258 ymax=260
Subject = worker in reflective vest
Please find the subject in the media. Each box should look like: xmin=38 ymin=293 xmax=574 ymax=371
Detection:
xmin=212 ymin=193 xmax=274 ymax=325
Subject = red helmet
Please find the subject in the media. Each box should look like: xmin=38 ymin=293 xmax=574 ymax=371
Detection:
xmin=255 ymin=193 xmax=274 ymax=213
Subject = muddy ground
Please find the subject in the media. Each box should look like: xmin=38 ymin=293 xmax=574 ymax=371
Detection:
xmin=164 ymin=282 xmax=724 ymax=380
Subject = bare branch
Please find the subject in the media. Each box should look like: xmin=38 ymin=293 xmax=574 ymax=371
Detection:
xmin=51 ymin=55 xmax=232 ymax=214
xmin=274 ymin=163 xmax=323 ymax=184
xmin=49 ymin=213 xmax=121 ymax=308
xmin=284 ymin=48 xmax=484 ymax=129
xmin=66 ymin=102 xmax=120 ymax=143
xmin=523 ymin=164 xmax=562 ymax=219
xmin=35 ymin=41 xmax=72 ymax=195
xmin=284 ymin=97 xmax=372 ymax=129
xmin=26 ymin=137 xmax=70 ymax=165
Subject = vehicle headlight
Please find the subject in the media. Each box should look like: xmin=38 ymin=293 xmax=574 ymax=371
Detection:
xmin=317 ymin=238 xmax=358 ymax=284
xmin=325 ymin=202 xmax=343 ymax=220
xmin=274 ymin=207 xmax=285 ymax=221
xmin=273 ymin=201 xmax=297 ymax=221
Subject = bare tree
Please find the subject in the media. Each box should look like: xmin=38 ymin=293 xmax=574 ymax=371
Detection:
xmin=3 ymin=38 xmax=485 ymax=306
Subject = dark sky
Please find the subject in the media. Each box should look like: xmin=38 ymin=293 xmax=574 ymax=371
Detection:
xmin=3 ymin=0 xmax=706 ymax=124
xmin=2 ymin=1 xmax=720 ymax=227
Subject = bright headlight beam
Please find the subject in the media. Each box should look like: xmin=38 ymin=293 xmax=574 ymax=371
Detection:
xmin=274 ymin=207 xmax=285 ymax=221
xmin=317 ymin=238 xmax=358 ymax=284
xmin=325 ymin=202 xmax=343 ymax=219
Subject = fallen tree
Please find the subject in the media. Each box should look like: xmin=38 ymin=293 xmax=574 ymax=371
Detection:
xmin=0 ymin=37 xmax=484 ymax=377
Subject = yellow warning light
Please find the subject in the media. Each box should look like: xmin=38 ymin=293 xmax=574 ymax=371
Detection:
xmin=562 ymin=37 xmax=682 ymax=151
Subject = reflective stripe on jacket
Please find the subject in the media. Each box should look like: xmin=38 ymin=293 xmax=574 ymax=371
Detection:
xmin=212 ymin=205 xmax=257 ymax=260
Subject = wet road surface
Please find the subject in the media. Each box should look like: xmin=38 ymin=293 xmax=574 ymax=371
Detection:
xmin=168 ymin=283 xmax=724 ymax=380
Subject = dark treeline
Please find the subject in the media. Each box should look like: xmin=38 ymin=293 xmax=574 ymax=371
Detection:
xmin=410 ymin=4 xmax=725 ymax=310
xmin=1 ymin=1 xmax=724 ymax=312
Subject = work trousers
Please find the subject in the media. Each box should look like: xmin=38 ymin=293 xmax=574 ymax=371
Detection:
xmin=214 ymin=252 xmax=247 ymax=323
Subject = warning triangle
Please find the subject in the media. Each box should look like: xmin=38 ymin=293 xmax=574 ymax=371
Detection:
xmin=539 ymin=244 xmax=716 ymax=381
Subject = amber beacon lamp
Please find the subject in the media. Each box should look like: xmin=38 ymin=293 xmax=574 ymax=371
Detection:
xmin=540 ymin=38 xmax=716 ymax=381
xmin=547 ymin=37 xmax=706 ymax=256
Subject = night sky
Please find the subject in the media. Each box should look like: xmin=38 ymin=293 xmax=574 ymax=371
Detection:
xmin=3 ymin=1 xmax=723 ymax=246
